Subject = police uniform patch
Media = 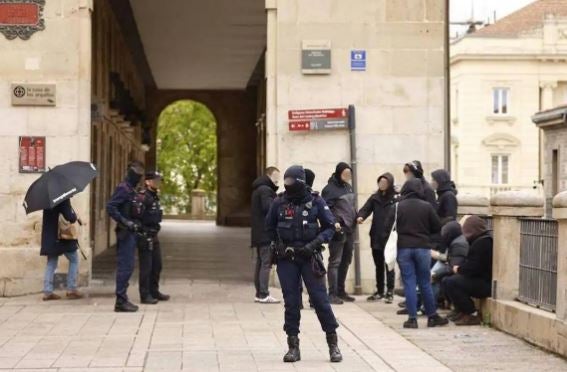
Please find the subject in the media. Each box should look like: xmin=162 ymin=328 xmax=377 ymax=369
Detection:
xmin=302 ymin=210 xmax=309 ymax=216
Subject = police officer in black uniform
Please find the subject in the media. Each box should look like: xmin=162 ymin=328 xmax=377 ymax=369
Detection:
xmin=266 ymin=165 xmax=343 ymax=363
xmin=107 ymin=161 xmax=145 ymax=312
xmin=137 ymin=171 xmax=170 ymax=304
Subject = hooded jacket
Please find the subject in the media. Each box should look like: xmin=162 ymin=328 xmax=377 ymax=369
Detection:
xmin=440 ymin=221 xmax=469 ymax=267
xmin=386 ymin=178 xmax=441 ymax=249
xmin=457 ymin=231 xmax=493 ymax=282
xmin=322 ymin=166 xmax=357 ymax=233
xmin=358 ymin=173 xmax=398 ymax=250
xmin=250 ymin=175 xmax=278 ymax=246
xmin=431 ymin=169 xmax=458 ymax=225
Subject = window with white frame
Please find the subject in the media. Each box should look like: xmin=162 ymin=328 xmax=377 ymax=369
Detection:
xmin=491 ymin=154 xmax=509 ymax=184
xmin=492 ymin=87 xmax=510 ymax=115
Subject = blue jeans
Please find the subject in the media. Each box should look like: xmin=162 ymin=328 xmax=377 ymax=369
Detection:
xmin=397 ymin=248 xmax=437 ymax=319
xmin=277 ymin=257 xmax=338 ymax=336
xmin=43 ymin=251 xmax=79 ymax=293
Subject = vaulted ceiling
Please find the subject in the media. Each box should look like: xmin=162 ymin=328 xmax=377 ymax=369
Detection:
xmin=130 ymin=0 xmax=266 ymax=90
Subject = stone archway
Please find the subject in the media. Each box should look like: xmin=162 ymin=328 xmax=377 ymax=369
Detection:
xmin=146 ymin=89 xmax=259 ymax=226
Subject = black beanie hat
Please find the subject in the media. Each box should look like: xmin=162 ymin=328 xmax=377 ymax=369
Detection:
xmin=284 ymin=165 xmax=306 ymax=183
xmin=305 ymin=168 xmax=315 ymax=187
xmin=334 ymin=162 xmax=352 ymax=182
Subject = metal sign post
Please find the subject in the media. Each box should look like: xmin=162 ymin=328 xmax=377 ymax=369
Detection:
xmin=348 ymin=105 xmax=362 ymax=295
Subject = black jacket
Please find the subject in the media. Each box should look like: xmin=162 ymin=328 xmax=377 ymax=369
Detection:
xmin=358 ymin=173 xmax=398 ymax=250
xmin=41 ymin=199 xmax=78 ymax=256
xmin=431 ymin=169 xmax=458 ymax=225
xmin=250 ymin=175 xmax=278 ymax=247
xmin=458 ymin=232 xmax=493 ymax=282
xmin=322 ymin=176 xmax=357 ymax=233
xmin=386 ymin=179 xmax=441 ymax=249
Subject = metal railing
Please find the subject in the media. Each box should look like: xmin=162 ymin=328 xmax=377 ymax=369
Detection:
xmin=518 ymin=218 xmax=558 ymax=312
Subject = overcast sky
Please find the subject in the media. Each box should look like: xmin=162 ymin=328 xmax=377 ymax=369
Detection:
xmin=450 ymin=0 xmax=537 ymax=37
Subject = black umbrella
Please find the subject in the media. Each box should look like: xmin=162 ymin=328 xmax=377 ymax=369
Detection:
xmin=23 ymin=161 xmax=98 ymax=214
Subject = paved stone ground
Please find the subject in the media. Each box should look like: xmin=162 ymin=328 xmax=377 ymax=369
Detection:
xmin=0 ymin=221 xmax=564 ymax=371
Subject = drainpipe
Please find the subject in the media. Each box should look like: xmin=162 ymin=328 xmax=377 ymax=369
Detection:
xmin=444 ymin=0 xmax=451 ymax=172
xmin=348 ymin=105 xmax=362 ymax=295
xmin=265 ymin=0 xmax=278 ymax=167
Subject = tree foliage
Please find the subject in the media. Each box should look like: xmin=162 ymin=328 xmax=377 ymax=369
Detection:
xmin=157 ymin=100 xmax=217 ymax=214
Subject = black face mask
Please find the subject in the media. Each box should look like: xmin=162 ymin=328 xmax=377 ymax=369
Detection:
xmin=126 ymin=168 xmax=143 ymax=187
xmin=285 ymin=182 xmax=307 ymax=201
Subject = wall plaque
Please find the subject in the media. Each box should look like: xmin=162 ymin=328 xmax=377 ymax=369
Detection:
xmin=11 ymin=83 xmax=56 ymax=106
xmin=301 ymin=40 xmax=331 ymax=75
xmin=0 ymin=0 xmax=45 ymax=40
xmin=19 ymin=136 xmax=45 ymax=173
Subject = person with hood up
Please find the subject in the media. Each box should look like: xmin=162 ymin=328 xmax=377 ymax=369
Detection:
xmin=442 ymin=216 xmax=493 ymax=326
xmin=322 ymin=162 xmax=358 ymax=304
xmin=251 ymin=166 xmax=281 ymax=304
xmin=403 ymin=161 xmax=437 ymax=209
xmin=357 ymin=172 xmax=398 ymax=303
xmin=431 ymin=169 xmax=458 ymax=226
xmin=385 ymin=178 xmax=448 ymax=329
xmin=266 ymin=165 xmax=342 ymax=363
xmin=430 ymin=221 xmax=469 ymax=301
xmin=107 ymin=160 xmax=145 ymax=312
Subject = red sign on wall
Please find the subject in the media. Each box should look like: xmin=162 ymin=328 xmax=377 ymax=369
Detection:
xmin=288 ymin=108 xmax=347 ymax=121
xmin=0 ymin=3 xmax=39 ymax=25
xmin=19 ymin=136 xmax=45 ymax=173
xmin=288 ymin=108 xmax=349 ymax=132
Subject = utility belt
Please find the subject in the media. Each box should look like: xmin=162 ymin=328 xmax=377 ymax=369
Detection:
xmin=136 ymin=230 xmax=158 ymax=251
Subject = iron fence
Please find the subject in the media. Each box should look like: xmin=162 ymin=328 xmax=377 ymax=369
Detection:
xmin=518 ymin=218 xmax=558 ymax=312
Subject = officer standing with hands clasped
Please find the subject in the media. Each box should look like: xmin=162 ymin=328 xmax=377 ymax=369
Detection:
xmin=137 ymin=171 xmax=170 ymax=304
xmin=266 ymin=165 xmax=343 ymax=363
xmin=107 ymin=161 xmax=145 ymax=313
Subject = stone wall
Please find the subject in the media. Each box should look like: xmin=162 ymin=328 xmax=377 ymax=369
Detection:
xmin=266 ymin=0 xmax=447 ymax=292
xmin=541 ymin=125 xmax=567 ymax=201
xmin=0 ymin=1 xmax=92 ymax=295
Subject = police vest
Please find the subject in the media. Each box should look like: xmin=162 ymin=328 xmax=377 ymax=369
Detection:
xmin=126 ymin=190 xmax=145 ymax=222
xmin=141 ymin=190 xmax=162 ymax=227
xmin=276 ymin=199 xmax=320 ymax=246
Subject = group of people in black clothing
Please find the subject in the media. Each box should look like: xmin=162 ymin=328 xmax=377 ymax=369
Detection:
xmin=251 ymin=160 xmax=494 ymax=363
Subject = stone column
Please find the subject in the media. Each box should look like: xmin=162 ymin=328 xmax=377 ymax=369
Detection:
xmin=265 ymin=0 xmax=278 ymax=168
xmin=553 ymin=191 xmax=567 ymax=321
xmin=457 ymin=194 xmax=490 ymax=216
xmin=490 ymin=191 xmax=544 ymax=301
xmin=191 ymin=189 xmax=207 ymax=219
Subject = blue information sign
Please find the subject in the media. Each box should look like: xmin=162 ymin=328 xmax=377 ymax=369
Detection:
xmin=351 ymin=50 xmax=366 ymax=71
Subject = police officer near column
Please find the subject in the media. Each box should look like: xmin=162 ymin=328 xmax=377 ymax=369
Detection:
xmin=137 ymin=171 xmax=170 ymax=304
xmin=107 ymin=161 xmax=145 ymax=312
xmin=266 ymin=165 xmax=343 ymax=363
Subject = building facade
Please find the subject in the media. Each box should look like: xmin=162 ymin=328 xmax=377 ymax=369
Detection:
xmin=0 ymin=0 xmax=447 ymax=295
xmin=450 ymin=0 xmax=567 ymax=199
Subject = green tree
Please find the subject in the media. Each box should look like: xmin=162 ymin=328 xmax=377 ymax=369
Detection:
xmin=157 ymin=100 xmax=217 ymax=214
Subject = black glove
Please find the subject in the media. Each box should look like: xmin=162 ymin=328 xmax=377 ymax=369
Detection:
xmin=297 ymin=237 xmax=323 ymax=259
xmin=123 ymin=219 xmax=140 ymax=232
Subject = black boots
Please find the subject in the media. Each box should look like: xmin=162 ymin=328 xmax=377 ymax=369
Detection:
xmin=326 ymin=333 xmax=343 ymax=363
xmin=283 ymin=336 xmax=301 ymax=362
xmin=283 ymin=334 xmax=343 ymax=363
xmin=114 ymin=301 xmax=139 ymax=313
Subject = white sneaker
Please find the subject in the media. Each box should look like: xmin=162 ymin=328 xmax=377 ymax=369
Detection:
xmin=257 ymin=295 xmax=281 ymax=304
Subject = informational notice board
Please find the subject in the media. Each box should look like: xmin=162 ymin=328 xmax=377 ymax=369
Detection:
xmin=288 ymin=108 xmax=349 ymax=132
xmin=19 ymin=136 xmax=45 ymax=173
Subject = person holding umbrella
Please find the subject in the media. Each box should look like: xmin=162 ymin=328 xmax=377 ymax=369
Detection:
xmin=23 ymin=161 xmax=98 ymax=301
xmin=41 ymin=199 xmax=84 ymax=300
xmin=107 ymin=161 xmax=145 ymax=313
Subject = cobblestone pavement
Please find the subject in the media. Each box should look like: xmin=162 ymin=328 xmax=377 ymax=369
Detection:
xmin=0 ymin=221 xmax=564 ymax=371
